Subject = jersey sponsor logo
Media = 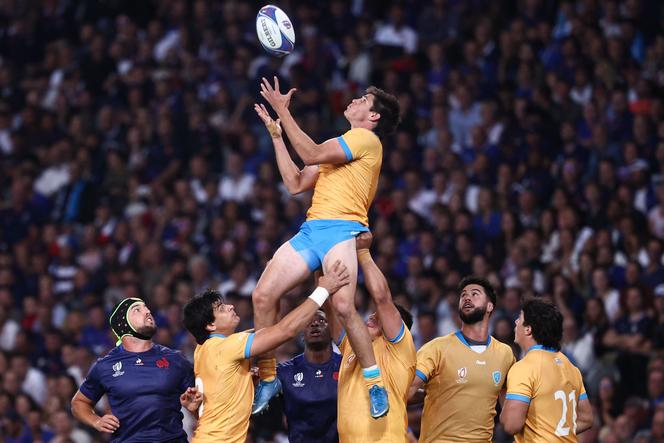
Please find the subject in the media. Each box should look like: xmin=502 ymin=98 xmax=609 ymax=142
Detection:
xmin=135 ymin=358 xmax=143 ymax=366
xmin=492 ymin=371 xmax=502 ymax=386
xmin=315 ymin=369 xmax=324 ymax=378
xmin=456 ymin=367 xmax=468 ymax=384
xmin=112 ymin=361 xmax=124 ymax=377
xmin=156 ymin=357 xmax=170 ymax=368
xmin=293 ymin=372 xmax=305 ymax=387
xmin=476 ymin=360 xmax=486 ymax=365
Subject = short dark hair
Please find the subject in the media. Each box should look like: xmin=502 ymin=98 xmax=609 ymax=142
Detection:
xmin=457 ymin=276 xmax=497 ymax=306
xmin=366 ymin=86 xmax=400 ymax=139
xmin=395 ymin=304 xmax=413 ymax=330
xmin=522 ymin=298 xmax=563 ymax=351
xmin=183 ymin=289 xmax=224 ymax=345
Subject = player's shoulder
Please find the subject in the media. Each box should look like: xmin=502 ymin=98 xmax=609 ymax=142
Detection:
xmin=490 ymin=337 xmax=516 ymax=356
xmin=279 ymin=353 xmax=304 ymax=369
xmin=154 ymin=344 xmax=190 ymax=362
xmin=429 ymin=332 xmax=457 ymax=347
xmin=342 ymin=127 xmax=381 ymax=145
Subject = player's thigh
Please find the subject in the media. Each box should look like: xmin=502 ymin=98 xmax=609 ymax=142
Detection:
xmin=253 ymin=241 xmax=311 ymax=303
xmin=323 ymin=238 xmax=358 ymax=310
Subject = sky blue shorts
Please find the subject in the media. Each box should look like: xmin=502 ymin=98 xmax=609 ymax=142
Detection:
xmin=289 ymin=220 xmax=369 ymax=271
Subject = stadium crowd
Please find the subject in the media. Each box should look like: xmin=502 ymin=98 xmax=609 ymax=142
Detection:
xmin=1 ymin=0 xmax=664 ymax=441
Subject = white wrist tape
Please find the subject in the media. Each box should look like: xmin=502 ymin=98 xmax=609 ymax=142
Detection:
xmin=308 ymin=287 xmax=330 ymax=307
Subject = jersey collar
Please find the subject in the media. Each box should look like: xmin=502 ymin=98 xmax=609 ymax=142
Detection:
xmin=454 ymin=330 xmax=491 ymax=348
xmin=209 ymin=333 xmax=227 ymax=339
xmin=527 ymin=344 xmax=557 ymax=353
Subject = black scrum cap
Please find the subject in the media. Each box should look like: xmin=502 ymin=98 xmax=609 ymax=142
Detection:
xmin=109 ymin=298 xmax=151 ymax=345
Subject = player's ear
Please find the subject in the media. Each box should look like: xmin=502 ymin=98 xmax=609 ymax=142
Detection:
xmin=205 ymin=321 xmax=216 ymax=333
xmin=368 ymin=111 xmax=380 ymax=123
xmin=487 ymin=301 xmax=494 ymax=314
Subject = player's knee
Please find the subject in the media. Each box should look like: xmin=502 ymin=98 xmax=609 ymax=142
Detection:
xmin=252 ymin=286 xmax=274 ymax=311
xmin=332 ymin=295 xmax=355 ymax=319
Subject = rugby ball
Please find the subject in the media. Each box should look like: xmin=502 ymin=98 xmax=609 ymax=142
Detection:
xmin=256 ymin=5 xmax=295 ymax=57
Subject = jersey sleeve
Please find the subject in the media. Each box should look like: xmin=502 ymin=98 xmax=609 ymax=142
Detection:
xmin=79 ymin=360 xmax=105 ymax=403
xmin=226 ymin=331 xmax=255 ymax=361
xmin=505 ymin=361 xmax=536 ymax=404
xmin=575 ymin=366 xmax=588 ymax=401
xmin=176 ymin=351 xmax=195 ymax=392
xmin=385 ymin=327 xmax=416 ymax=369
xmin=416 ymin=339 xmax=441 ymax=383
xmin=337 ymin=128 xmax=380 ymax=162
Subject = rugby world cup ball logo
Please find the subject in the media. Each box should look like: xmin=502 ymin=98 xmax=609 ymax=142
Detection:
xmin=456 ymin=366 xmax=468 ymax=384
xmin=292 ymin=372 xmax=305 ymax=387
xmin=112 ymin=361 xmax=124 ymax=378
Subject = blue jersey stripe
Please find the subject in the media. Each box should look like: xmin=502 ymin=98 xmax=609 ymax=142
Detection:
xmin=579 ymin=392 xmax=588 ymax=401
xmin=337 ymin=136 xmax=353 ymax=161
xmin=506 ymin=393 xmax=531 ymax=404
xmin=387 ymin=322 xmax=406 ymax=343
xmin=415 ymin=369 xmax=428 ymax=382
xmin=244 ymin=333 xmax=255 ymax=359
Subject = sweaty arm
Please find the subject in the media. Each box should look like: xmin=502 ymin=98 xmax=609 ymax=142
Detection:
xmin=576 ymin=397 xmax=593 ymax=433
xmin=500 ymin=398 xmax=529 ymax=435
xmin=71 ymin=390 xmax=120 ymax=434
xmin=407 ymin=376 xmax=426 ymax=404
xmin=255 ymin=102 xmax=319 ymax=193
xmin=357 ymin=235 xmax=403 ymax=341
xmin=277 ymin=110 xmax=348 ymax=165
xmin=249 ymin=261 xmax=349 ymax=356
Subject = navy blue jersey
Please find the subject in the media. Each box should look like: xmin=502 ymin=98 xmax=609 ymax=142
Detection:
xmin=80 ymin=344 xmax=194 ymax=443
xmin=277 ymin=352 xmax=342 ymax=443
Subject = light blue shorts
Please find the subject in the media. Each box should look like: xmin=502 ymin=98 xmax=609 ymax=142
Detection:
xmin=289 ymin=220 xmax=369 ymax=271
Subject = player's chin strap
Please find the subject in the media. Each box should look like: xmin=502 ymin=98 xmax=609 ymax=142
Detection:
xmin=109 ymin=298 xmax=152 ymax=346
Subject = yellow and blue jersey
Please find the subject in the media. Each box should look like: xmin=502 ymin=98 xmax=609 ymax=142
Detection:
xmin=191 ymin=332 xmax=255 ymax=443
xmin=336 ymin=324 xmax=416 ymax=442
xmin=415 ymin=331 xmax=515 ymax=443
xmin=307 ymin=127 xmax=382 ymax=226
xmin=505 ymin=345 xmax=588 ymax=443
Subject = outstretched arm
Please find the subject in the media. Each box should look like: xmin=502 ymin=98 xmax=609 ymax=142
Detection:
xmin=249 ymin=261 xmax=349 ymax=357
xmin=356 ymin=233 xmax=404 ymax=340
xmin=259 ymin=76 xmax=348 ymax=165
xmin=254 ymin=103 xmax=319 ymax=194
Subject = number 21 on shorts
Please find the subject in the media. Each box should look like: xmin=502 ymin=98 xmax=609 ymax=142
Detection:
xmin=554 ymin=389 xmax=577 ymax=436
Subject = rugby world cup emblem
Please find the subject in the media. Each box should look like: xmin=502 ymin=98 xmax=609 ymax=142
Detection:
xmin=456 ymin=367 xmax=468 ymax=384
xmin=292 ymin=372 xmax=305 ymax=387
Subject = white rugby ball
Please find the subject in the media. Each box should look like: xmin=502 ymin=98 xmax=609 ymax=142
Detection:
xmin=256 ymin=5 xmax=295 ymax=57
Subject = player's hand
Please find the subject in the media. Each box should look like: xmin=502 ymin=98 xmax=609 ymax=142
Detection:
xmin=254 ymin=103 xmax=282 ymax=139
xmin=94 ymin=414 xmax=120 ymax=433
xmin=356 ymin=232 xmax=373 ymax=251
xmin=180 ymin=386 xmax=204 ymax=412
xmin=260 ymin=76 xmax=296 ymax=113
xmin=319 ymin=260 xmax=350 ymax=295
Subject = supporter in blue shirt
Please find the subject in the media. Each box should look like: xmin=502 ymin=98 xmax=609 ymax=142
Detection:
xmin=277 ymin=310 xmax=342 ymax=443
xmin=71 ymin=298 xmax=202 ymax=442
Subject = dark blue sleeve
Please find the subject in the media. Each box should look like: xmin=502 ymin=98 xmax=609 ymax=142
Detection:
xmin=177 ymin=352 xmax=195 ymax=392
xmin=79 ymin=361 xmax=105 ymax=403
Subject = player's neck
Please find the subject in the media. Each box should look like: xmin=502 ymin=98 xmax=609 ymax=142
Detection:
xmin=520 ymin=337 xmax=538 ymax=353
xmin=460 ymin=321 xmax=489 ymax=343
xmin=122 ymin=336 xmax=154 ymax=353
xmin=349 ymin=119 xmax=374 ymax=132
xmin=304 ymin=345 xmax=332 ymax=365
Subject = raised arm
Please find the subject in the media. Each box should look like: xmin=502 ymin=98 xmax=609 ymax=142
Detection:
xmin=249 ymin=261 xmax=349 ymax=357
xmin=254 ymin=103 xmax=320 ymax=194
xmin=259 ymin=76 xmax=348 ymax=165
xmin=357 ymin=233 xmax=403 ymax=340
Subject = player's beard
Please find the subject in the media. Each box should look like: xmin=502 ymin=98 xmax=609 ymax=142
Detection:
xmin=459 ymin=305 xmax=487 ymax=325
xmin=136 ymin=324 xmax=157 ymax=339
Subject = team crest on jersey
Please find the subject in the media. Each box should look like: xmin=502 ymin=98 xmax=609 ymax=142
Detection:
xmin=135 ymin=358 xmax=143 ymax=366
xmin=456 ymin=367 xmax=468 ymax=384
xmin=315 ymin=369 xmax=323 ymax=378
xmin=292 ymin=372 xmax=305 ymax=387
xmin=112 ymin=361 xmax=124 ymax=377
xmin=492 ymin=371 xmax=501 ymax=386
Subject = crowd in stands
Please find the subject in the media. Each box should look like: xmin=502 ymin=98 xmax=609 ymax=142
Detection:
xmin=1 ymin=0 xmax=664 ymax=441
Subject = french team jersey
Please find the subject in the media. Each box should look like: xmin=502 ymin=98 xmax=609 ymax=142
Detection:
xmin=277 ymin=352 xmax=342 ymax=443
xmin=79 ymin=344 xmax=194 ymax=443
